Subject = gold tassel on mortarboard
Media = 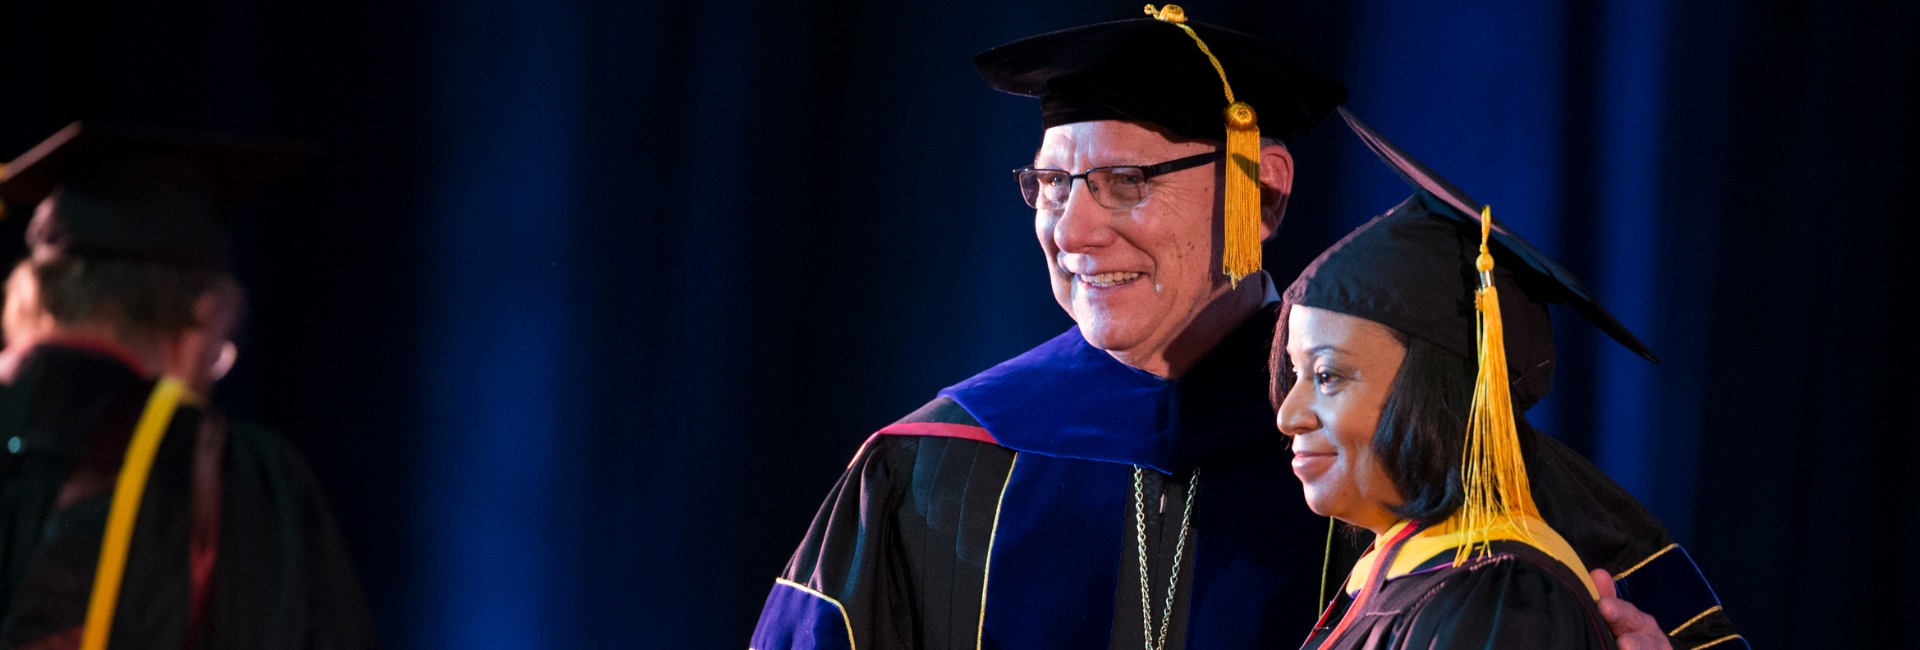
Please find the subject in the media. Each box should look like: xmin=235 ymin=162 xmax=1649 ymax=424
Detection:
xmin=1450 ymin=205 xmax=1540 ymax=565
xmin=1146 ymin=4 xmax=1263 ymax=286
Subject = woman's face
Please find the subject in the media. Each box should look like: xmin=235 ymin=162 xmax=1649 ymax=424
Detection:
xmin=1276 ymin=306 xmax=1407 ymax=534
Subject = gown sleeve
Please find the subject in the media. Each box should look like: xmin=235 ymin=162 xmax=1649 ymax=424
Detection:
xmin=1528 ymin=431 xmax=1745 ymax=649
xmin=751 ymin=435 xmax=897 ymax=650
xmin=213 ymin=420 xmax=378 ymax=649
xmin=750 ymin=428 xmax=1014 ymax=650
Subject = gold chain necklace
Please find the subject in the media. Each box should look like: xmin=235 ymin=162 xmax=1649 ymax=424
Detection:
xmin=1133 ymin=465 xmax=1200 ymax=650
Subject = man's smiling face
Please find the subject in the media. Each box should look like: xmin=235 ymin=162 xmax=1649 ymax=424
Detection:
xmin=1032 ymin=120 xmax=1230 ymax=375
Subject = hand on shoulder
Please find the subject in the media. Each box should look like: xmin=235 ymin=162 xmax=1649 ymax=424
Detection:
xmin=1592 ymin=568 xmax=1672 ymax=650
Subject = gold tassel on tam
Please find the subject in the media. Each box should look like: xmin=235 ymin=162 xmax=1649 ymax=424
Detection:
xmin=1220 ymin=102 xmax=1261 ymax=284
xmin=1451 ymin=205 xmax=1540 ymax=566
xmin=1146 ymin=4 xmax=1264 ymax=286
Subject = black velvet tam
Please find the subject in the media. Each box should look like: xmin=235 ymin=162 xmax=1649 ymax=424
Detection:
xmin=0 ymin=122 xmax=309 ymax=271
xmin=1283 ymin=191 xmax=1657 ymax=410
xmin=973 ymin=17 xmax=1346 ymax=144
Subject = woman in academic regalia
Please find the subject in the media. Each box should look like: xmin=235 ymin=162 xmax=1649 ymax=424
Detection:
xmin=1270 ymin=190 xmax=1637 ymax=649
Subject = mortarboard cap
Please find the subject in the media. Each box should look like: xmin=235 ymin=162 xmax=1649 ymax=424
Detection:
xmin=973 ymin=10 xmax=1347 ymax=143
xmin=975 ymin=5 xmax=1347 ymax=285
xmin=1283 ymin=192 xmax=1658 ymax=410
xmin=1323 ymin=108 xmax=1659 ymax=376
xmin=0 ymin=122 xmax=310 ymax=271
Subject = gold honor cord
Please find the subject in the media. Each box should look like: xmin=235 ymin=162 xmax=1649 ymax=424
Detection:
xmin=1317 ymin=516 xmax=1335 ymax=615
xmin=1452 ymin=206 xmax=1539 ymax=566
xmin=81 ymin=377 xmax=188 ymax=650
xmin=1145 ymin=4 xmax=1263 ymax=286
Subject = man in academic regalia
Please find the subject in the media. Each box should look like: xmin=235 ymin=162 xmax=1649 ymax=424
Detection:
xmin=751 ymin=7 xmax=1738 ymax=650
xmin=0 ymin=123 xmax=375 ymax=649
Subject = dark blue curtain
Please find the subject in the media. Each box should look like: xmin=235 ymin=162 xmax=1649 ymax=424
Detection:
xmin=1 ymin=0 xmax=1910 ymax=646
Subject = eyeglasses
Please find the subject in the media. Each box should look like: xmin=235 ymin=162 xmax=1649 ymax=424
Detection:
xmin=1013 ymin=150 xmax=1224 ymax=211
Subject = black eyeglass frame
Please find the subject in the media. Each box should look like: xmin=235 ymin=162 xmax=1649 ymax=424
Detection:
xmin=1012 ymin=150 xmax=1225 ymax=210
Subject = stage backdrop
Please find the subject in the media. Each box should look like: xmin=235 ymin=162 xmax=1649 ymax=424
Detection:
xmin=1 ymin=0 xmax=1911 ymax=646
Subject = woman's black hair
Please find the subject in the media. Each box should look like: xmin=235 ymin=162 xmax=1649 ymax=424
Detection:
xmin=1372 ymin=333 xmax=1475 ymax=523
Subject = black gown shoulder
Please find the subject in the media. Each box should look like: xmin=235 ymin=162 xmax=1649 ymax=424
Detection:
xmin=774 ymin=396 xmax=1014 ymax=649
xmin=1305 ymin=540 xmax=1616 ymax=650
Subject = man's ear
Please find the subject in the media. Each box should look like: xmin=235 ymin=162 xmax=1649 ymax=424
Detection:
xmin=167 ymin=286 xmax=242 ymax=396
xmin=1258 ymin=143 xmax=1295 ymax=240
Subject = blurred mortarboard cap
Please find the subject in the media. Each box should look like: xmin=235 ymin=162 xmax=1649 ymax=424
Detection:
xmin=973 ymin=7 xmax=1347 ymax=144
xmin=0 ymin=121 xmax=311 ymax=272
xmin=975 ymin=5 xmax=1347 ymax=284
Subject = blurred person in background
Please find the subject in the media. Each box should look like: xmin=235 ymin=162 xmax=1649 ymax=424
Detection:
xmin=0 ymin=123 xmax=373 ymax=649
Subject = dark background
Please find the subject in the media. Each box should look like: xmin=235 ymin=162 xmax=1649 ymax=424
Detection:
xmin=2 ymin=0 xmax=1912 ymax=647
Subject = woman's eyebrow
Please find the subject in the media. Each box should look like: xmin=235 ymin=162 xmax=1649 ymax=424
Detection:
xmin=1304 ymin=343 xmax=1342 ymax=357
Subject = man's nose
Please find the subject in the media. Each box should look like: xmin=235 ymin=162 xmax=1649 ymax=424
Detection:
xmin=1051 ymin=179 xmax=1118 ymax=252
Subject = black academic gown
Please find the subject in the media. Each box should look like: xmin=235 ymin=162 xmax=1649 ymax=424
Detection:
xmin=752 ymin=296 xmax=1743 ymax=650
xmin=0 ymin=343 xmax=374 ymax=649
xmin=1300 ymin=520 xmax=1615 ymax=650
